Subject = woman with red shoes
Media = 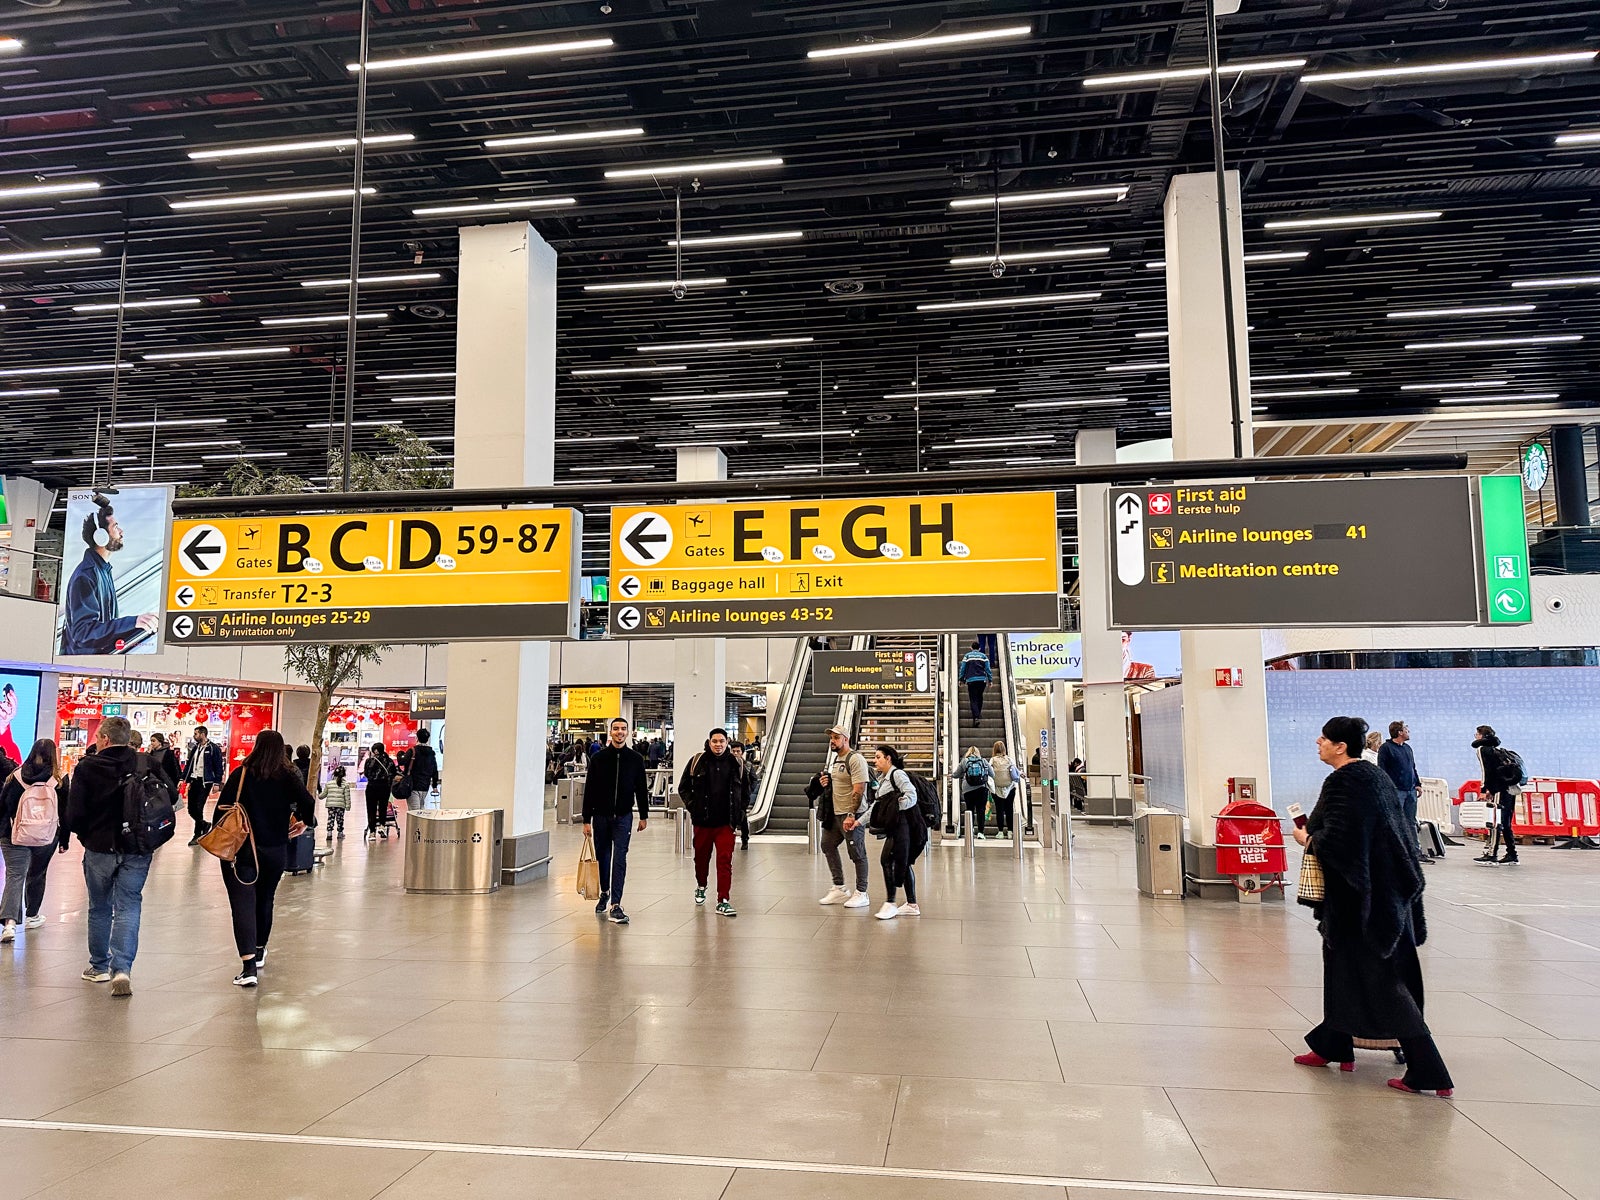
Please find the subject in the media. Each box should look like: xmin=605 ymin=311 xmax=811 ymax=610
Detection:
xmin=1291 ymin=715 xmax=1454 ymax=1098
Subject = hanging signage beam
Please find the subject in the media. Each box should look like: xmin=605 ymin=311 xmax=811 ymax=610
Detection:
xmin=170 ymin=453 xmax=1468 ymax=517
xmin=166 ymin=507 xmax=582 ymax=645
xmin=608 ymin=491 xmax=1061 ymax=638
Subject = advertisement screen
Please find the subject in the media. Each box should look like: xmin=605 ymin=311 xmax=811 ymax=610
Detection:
xmin=0 ymin=670 xmax=41 ymax=762
xmin=1009 ymin=631 xmax=1183 ymax=681
xmin=56 ymin=485 xmax=172 ymax=657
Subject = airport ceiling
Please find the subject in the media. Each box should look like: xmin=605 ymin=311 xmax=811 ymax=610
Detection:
xmin=2 ymin=0 xmax=1599 ymax=574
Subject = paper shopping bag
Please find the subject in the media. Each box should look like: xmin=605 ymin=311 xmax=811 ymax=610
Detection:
xmin=576 ymin=832 xmax=601 ymax=901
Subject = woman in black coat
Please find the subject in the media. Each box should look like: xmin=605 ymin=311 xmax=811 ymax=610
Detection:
xmin=213 ymin=730 xmax=313 ymax=987
xmin=1292 ymin=715 xmax=1453 ymax=1097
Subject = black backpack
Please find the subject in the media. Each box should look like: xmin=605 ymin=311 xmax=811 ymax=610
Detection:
xmin=119 ymin=752 xmax=177 ymax=855
xmin=1498 ymin=748 xmax=1527 ymax=786
xmin=907 ymin=771 xmax=942 ymax=830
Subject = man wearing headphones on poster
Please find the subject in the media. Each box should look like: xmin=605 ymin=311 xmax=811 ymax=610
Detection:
xmin=59 ymin=493 xmax=158 ymax=656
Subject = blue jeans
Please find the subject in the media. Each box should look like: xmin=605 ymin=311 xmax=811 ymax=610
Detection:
xmin=1397 ymin=788 xmax=1419 ymax=849
xmin=82 ymin=850 xmax=151 ymax=975
xmin=592 ymin=814 xmax=634 ymax=905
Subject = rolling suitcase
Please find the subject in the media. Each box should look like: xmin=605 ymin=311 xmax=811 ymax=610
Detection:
xmin=285 ymin=828 xmax=317 ymax=875
xmin=1418 ymin=819 xmax=1445 ymax=859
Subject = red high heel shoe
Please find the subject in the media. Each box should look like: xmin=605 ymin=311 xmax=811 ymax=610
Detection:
xmin=1388 ymin=1078 xmax=1453 ymax=1098
xmin=1294 ymin=1052 xmax=1355 ymax=1072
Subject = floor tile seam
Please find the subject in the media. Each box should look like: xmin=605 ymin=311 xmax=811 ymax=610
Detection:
xmin=335 ymin=998 xmax=459 ymax=1054
xmin=576 ymin=1060 xmax=662 ymax=1150
xmin=809 ymin=1011 xmax=841 ymax=1073
xmin=281 ymin=1048 xmax=431 ymax=1139
xmin=1454 ymin=906 xmax=1600 ymax=954
xmin=1467 ymin=992 xmax=1571 ymax=1041
xmin=1448 ymin=1094 xmax=1583 ymax=1200
xmin=16 ymin=1126 xmax=159 ymax=1200
xmin=1156 ymin=1084 xmax=1222 ymax=1191
xmin=30 ymin=1040 xmax=213 ymax=1124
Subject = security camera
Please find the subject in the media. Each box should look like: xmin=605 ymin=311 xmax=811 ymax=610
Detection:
xmin=1545 ymin=595 xmax=1566 ymax=614
xmin=670 ymin=282 xmax=688 ymax=300
xmin=989 ymin=259 xmax=1007 ymax=279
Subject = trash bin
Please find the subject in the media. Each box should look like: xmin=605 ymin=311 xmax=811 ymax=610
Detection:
xmin=404 ymin=808 xmax=504 ymax=894
xmin=1133 ymin=809 xmax=1183 ymax=900
xmin=556 ymin=777 xmax=584 ymax=824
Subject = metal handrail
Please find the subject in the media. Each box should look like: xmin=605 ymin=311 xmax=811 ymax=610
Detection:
xmin=939 ymin=634 xmax=959 ymax=832
xmin=994 ymin=633 xmax=1032 ymax=840
xmin=749 ymin=636 xmax=811 ymax=833
xmin=0 ymin=545 xmax=64 ymax=604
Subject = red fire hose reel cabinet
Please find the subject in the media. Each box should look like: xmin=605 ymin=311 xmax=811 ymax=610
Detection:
xmin=1215 ymin=800 xmax=1287 ymax=878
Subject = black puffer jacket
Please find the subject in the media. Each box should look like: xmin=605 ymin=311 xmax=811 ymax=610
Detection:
xmin=583 ymin=744 xmax=650 ymax=822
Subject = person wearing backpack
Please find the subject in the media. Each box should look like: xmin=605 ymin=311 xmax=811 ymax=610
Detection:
xmin=988 ymin=740 xmax=1019 ymax=840
xmin=819 ymin=725 xmax=872 ymax=909
xmin=867 ymin=745 xmax=925 ymax=920
xmin=0 ymin=738 xmax=69 ymax=941
xmin=64 ymin=716 xmax=166 ymax=997
xmin=952 ymin=747 xmax=993 ymax=839
xmin=959 ymin=640 xmax=993 ymax=722
xmin=398 ymin=728 xmax=441 ymax=812
xmin=1473 ymin=726 xmax=1525 ymax=865
xmin=361 ymin=743 xmax=393 ymax=839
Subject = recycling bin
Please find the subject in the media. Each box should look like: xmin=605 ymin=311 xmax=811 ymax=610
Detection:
xmin=1133 ymin=809 xmax=1184 ymax=900
xmin=404 ymin=808 xmax=504 ymax=894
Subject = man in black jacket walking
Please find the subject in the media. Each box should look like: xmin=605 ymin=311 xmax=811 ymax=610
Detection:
xmin=583 ymin=717 xmax=649 ymax=925
xmin=679 ymin=728 xmax=747 ymax=916
xmin=64 ymin=716 xmax=150 ymax=997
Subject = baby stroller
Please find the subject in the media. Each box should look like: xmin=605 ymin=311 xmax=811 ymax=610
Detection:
xmin=377 ymin=799 xmax=401 ymax=840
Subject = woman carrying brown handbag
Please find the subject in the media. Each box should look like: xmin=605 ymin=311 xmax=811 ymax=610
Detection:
xmin=212 ymin=730 xmax=314 ymax=987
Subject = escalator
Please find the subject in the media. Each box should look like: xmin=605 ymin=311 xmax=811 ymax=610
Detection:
xmin=947 ymin=632 xmax=1032 ymax=836
xmin=767 ymin=688 xmax=838 ymax=833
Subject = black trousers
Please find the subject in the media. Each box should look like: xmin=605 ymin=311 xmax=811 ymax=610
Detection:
xmin=221 ymin=842 xmax=286 ymax=959
xmin=991 ymin=789 xmax=1014 ymax=833
xmin=880 ymin=825 xmax=917 ymax=904
xmin=1305 ymin=1023 xmax=1454 ymax=1091
xmin=963 ymin=788 xmax=987 ymax=834
xmin=187 ymin=781 xmax=211 ymax=835
xmin=966 ymin=680 xmax=986 ymax=721
xmin=1497 ymin=799 xmax=1518 ymax=858
xmin=366 ymin=787 xmax=388 ymax=833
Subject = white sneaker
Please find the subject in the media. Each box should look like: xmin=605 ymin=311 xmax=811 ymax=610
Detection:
xmin=900 ymin=903 xmax=921 ymax=917
xmin=0 ymin=923 xmax=14 ymax=943
xmin=975 ymin=832 xmax=987 ymax=841
xmin=843 ymin=892 xmax=871 ymax=909
xmin=819 ymin=886 xmax=849 ymax=905
xmin=875 ymin=903 xmax=899 ymax=920
xmin=24 ymin=916 xmax=44 ymax=930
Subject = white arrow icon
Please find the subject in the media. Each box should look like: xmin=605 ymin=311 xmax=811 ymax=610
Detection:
xmin=615 ymin=606 xmax=642 ymax=631
xmin=1494 ymin=589 xmax=1526 ymax=616
xmin=617 ymin=575 xmax=641 ymax=599
xmin=1114 ymin=493 xmax=1145 ymax=586
xmin=171 ymin=615 xmax=195 ymax=638
xmin=618 ymin=512 xmax=672 ymax=567
xmin=179 ymin=524 xmax=227 ymax=576
xmin=174 ymin=585 xmax=195 ymax=608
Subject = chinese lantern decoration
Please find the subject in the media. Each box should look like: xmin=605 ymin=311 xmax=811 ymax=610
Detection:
xmin=345 ymin=719 xmax=359 ymax=731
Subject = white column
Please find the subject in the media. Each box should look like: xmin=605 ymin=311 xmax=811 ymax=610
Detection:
xmin=1074 ymin=429 xmax=1129 ymax=795
xmin=1165 ymin=170 xmax=1273 ymax=856
xmin=445 ymin=222 xmax=557 ymax=883
xmin=276 ymin=689 xmax=321 ymax=753
xmin=671 ymin=448 xmax=728 ymax=776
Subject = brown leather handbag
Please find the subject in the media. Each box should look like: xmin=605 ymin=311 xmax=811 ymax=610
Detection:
xmin=198 ymin=766 xmax=258 ymax=884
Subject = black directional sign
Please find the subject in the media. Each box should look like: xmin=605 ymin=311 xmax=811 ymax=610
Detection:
xmin=179 ymin=524 xmax=226 ymax=576
xmin=1108 ymin=478 xmax=1483 ymax=628
xmin=813 ymin=650 xmax=934 ymax=695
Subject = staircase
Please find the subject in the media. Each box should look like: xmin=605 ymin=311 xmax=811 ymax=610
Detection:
xmin=857 ymin=634 xmax=939 ymax=777
xmin=767 ymin=688 xmax=839 ymax=833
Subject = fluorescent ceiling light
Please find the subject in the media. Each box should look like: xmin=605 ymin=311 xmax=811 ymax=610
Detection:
xmin=760 ymin=430 xmax=854 ymax=439
xmin=667 ymin=230 xmax=803 ymax=248
xmin=916 ymin=291 xmax=1101 ymax=312
xmin=605 ymin=157 xmax=783 ymax=181
xmin=146 ymin=463 xmax=202 ymax=471
xmin=202 ymin=451 xmax=288 ymax=460
xmin=72 ymin=297 xmax=201 ymax=313
xmin=1013 ymin=398 xmax=1125 ymax=409
xmin=636 ymin=336 xmax=814 ymax=352
xmin=304 ymin=420 xmax=395 ymax=430
xmin=1135 ymin=330 xmax=1168 ymax=340
xmin=1438 ymin=392 xmax=1562 ymax=404
xmin=166 ymin=440 xmax=240 ymax=449
xmin=0 ymin=180 xmax=100 ymax=201
xmin=301 ymin=272 xmax=442 ymax=288
xmin=568 ymin=464 xmax=657 ymax=472
xmin=932 ymin=434 xmax=1056 ymax=450
xmin=1146 ymin=250 xmax=1311 ymax=269
xmin=1252 ymin=370 xmax=1352 ymax=381
xmin=376 ymin=371 xmax=455 ymax=381
xmin=143 ymin=346 xmax=293 ymax=361
xmin=1386 ymin=304 xmax=1534 ymax=319
xmin=1404 ymin=334 xmax=1582 ymax=350
xmin=388 ymin=394 xmax=454 ymax=403
xmin=570 ymin=364 xmax=687 ymax=377
xmin=950 ymin=186 xmax=1127 ymax=210
xmin=583 ymin=277 xmax=727 ymax=293
xmin=169 ymin=187 xmax=375 ymax=211
xmin=883 ymin=388 xmax=996 ymax=400
xmin=0 ymin=388 xmax=60 ymax=397
xmin=1083 ymin=57 xmax=1306 ymax=89
xmin=0 ymin=38 xmax=20 ymax=53
xmin=808 ymin=24 xmax=1030 ymax=60
xmin=351 ymin=37 xmax=614 ymax=72
xmin=1555 ymin=131 xmax=1600 ymax=147
xmin=113 ymin=417 xmax=226 ymax=429
xmin=1105 ymin=361 xmax=1168 ymax=373
xmin=485 ymin=126 xmax=642 ymax=149
xmin=949 ymin=246 xmax=1110 ymax=266
xmin=1264 ymin=211 xmax=1441 ymax=231
xmin=34 ymin=455 xmax=136 ymax=465
xmin=557 ymin=434 xmax=639 ymax=444
xmin=659 ymin=439 xmax=750 ymax=448
xmin=1511 ymin=275 xmax=1600 ymax=289
xmin=1304 ymin=50 xmax=1597 ymax=86
xmin=0 ymin=361 xmax=130 ymax=376
xmin=694 ymin=420 xmax=782 ymax=430
xmin=1398 ymin=379 xmax=1510 ymax=391
xmin=413 ymin=197 xmax=576 ymax=216
xmin=1252 ymin=387 xmax=1361 ymax=398
xmin=260 ymin=312 xmax=388 ymax=326
xmin=651 ymin=391 xmax=788 ymax=402
xmin=1257 ymin=407 xmax=1587 ymax=428
xmin=187 ymin=133 xmax=414 ymax=160
xmin=0 ymin=246 xmax=102 ymax=264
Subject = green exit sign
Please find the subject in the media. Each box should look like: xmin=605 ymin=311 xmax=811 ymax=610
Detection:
xmin=1479 ymin=475 xmax=1530 ymax=624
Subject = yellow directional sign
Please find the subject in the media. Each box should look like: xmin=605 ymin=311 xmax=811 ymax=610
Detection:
xmin=167 ymin=507 xmax=581 ymax=644
xmin=608 ymin=491 xmax=1061 ymax=636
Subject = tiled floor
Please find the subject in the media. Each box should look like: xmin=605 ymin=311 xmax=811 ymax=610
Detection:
xmin=3 ymin=817 xmax=1599 ymax=1200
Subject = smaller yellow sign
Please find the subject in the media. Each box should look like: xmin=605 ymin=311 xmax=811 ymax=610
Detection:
xmin=560 ymin=687 xmax=622 ymax=720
